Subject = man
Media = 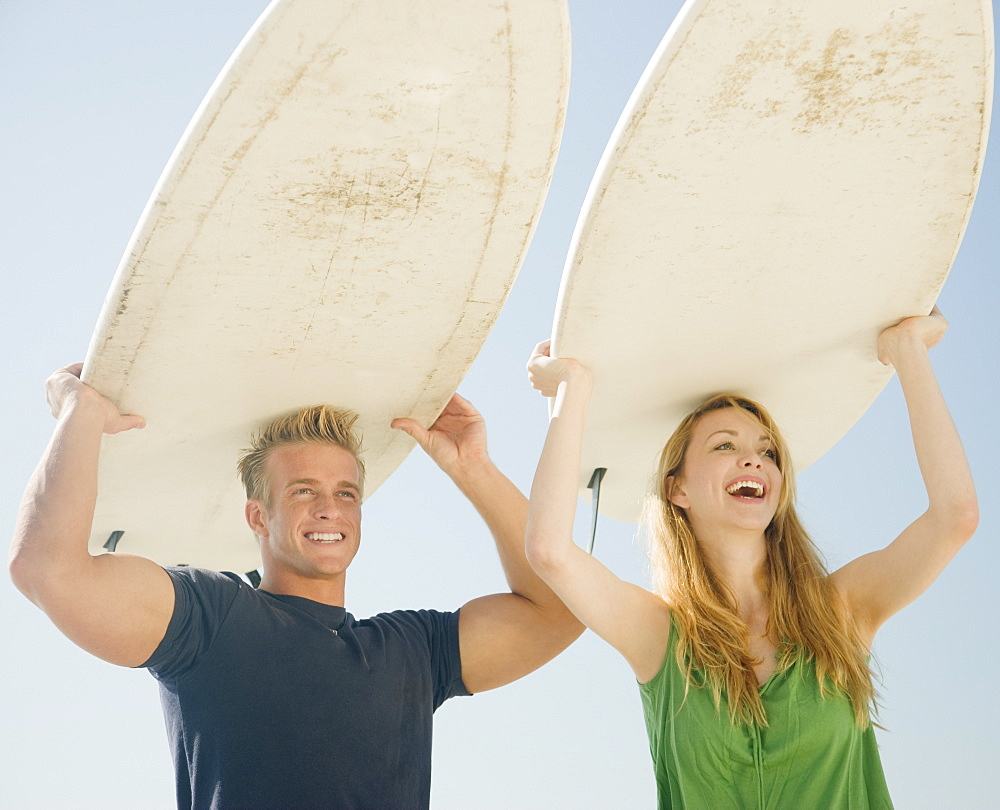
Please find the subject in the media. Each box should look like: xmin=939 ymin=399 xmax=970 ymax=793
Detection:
xmin=9 ymin=363 xmax=582 ymax=809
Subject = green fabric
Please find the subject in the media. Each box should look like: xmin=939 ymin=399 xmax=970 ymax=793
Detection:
xmin=639 ymin=620 xmax=892 ymax=809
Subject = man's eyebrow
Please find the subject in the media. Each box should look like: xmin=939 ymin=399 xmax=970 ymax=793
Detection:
xmin=285 ymin=478 xmax=360 ymax=491
xmin=286 ymin=478 xmax=319 ymax=487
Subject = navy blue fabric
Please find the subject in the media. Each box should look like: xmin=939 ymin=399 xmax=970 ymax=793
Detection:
xmin=143 ymin=567 xmax=469 ymax=809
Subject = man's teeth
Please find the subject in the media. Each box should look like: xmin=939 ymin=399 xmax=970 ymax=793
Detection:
xmin=726 ymin=480 xmax=764 ymax=498
xmin=307 ymin=532 xmax=344 ymax=542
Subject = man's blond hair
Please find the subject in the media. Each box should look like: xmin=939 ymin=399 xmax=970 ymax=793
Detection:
xmin=237 ymin=405 xmax=365 ymax=505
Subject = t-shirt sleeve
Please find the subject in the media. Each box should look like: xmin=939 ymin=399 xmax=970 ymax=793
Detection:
xmin=419 ymin=608 xmax=470 ymax=707
xmin=142 ymin=566 xmax=243 ymax=681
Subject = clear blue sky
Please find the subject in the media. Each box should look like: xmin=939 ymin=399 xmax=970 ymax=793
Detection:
xmin=1 ymin=1 xmax=996 ymax=807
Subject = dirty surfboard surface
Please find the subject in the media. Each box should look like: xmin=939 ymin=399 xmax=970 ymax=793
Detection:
xmin=82 ymin=0 xmax=570 ymax=571
xmin=551 ymin=0 xmax=993 ymax=522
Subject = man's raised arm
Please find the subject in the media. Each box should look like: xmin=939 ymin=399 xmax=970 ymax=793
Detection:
xmin=392 ymin=394 xmax=583 ymax=693
xmin=8 ymin=363 xmax=175 ymax=666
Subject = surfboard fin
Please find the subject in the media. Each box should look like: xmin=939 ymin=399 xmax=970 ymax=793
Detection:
xmin=587 ymin=468 xmax=607 ymax=555
xmin=245 ymin=569 xmax=262 ymax=589
xmin=103 ymin=531 xmax=125 ymax=553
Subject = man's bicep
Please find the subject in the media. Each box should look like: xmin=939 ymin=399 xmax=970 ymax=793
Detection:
xmin=36 ymin=553 xmax=176 ymax=667
xmin=458 ymin=593 xmax=578 ymax=693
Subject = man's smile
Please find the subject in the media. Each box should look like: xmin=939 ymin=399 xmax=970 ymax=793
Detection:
xmin=306 ymin=532 xmax=345 ymax=543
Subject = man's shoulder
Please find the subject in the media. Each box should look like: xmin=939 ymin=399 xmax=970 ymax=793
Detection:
xmin=353 ymin=608 xmax=469 ymax=701
xmin=362 ymin=605 xmax=460 ymax=624
xmin=159 ymin=566 xmax=257 ymax=624
xmin=163 ymin=565 xmax=248 ymax=591
xmin=143 ymin=568 xmax=255 ymax=676
xmin=354 ymin=606 xmax=461 ymax=645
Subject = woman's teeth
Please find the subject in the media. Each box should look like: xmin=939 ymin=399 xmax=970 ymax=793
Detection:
xmin=726 ymin=480 xmax=764 ymax=498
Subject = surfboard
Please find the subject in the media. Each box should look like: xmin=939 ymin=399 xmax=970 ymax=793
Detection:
xmin=551 ymin=0 xmax=993 ymax=523
xmin=82 ymin=0 xmax=570 ymax=572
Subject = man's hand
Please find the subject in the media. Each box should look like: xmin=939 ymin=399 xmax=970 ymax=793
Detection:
xmin=391 ymin=393 xmax=488 ymax=479
xmin=46 ymin=363 xmax=145 ymax=434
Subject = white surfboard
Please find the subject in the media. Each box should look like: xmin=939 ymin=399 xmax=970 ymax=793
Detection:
xmin=552 ymin=0 xmax=993 ymax=523
xmin=83 ymin=0 xmax=570 ymax=572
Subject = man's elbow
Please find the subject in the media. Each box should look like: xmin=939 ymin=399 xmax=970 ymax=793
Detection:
xmin=517 ymin=589 xmax=585 ymax=654
xmin=8 ymin=546 xmax=42 ymax=603
xmin=8 ymin=542 xmax=70 ymax=608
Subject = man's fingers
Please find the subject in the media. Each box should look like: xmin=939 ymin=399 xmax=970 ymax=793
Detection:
xmin=391 ymin=417 xmax=428 ymax=445
xmin=445 ymin=392 xmax=478 ymax=417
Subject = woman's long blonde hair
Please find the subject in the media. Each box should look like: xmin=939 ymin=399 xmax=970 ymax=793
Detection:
xmin=642 ymin=394 xmax=877 ymax=727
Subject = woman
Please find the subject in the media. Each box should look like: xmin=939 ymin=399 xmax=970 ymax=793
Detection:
xmin=524 ymin=308 xmax=977 ymax=808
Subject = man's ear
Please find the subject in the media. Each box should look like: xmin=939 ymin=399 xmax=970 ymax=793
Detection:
xmin=245 ymin=499 xmax=269 ymax=538
xmin=665 ymin=475 xmax=690 ymax=509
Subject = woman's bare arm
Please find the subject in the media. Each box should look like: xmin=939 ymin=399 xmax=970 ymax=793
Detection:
xmin=525 ymin=342 xmax=671 ymax=683
xmin=831 ymin=309 xmax=978 ymax=640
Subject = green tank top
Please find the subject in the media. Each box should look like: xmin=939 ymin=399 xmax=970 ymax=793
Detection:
xmin=639 ymin=620 xmax=893 ymax=809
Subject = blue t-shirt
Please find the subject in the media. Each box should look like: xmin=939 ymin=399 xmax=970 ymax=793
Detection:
xmin=143 ymin=567 xmax=469 ymax=809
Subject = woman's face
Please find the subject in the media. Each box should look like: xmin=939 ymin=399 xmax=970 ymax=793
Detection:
xmin=667 ymin=406 xmax=783 ymax=536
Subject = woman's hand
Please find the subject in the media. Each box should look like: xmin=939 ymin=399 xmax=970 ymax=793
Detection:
xmin=877 ymin=306 xmax=948 ymax=367
xmin=526 ymin=340 xmax=592 ymax=397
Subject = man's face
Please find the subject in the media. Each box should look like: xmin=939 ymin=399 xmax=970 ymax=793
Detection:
xmin=249 ymin=443 xmax=363 ymax=585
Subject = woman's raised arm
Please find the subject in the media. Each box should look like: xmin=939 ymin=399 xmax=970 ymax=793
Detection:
xmin=831 ymin=308 xmax=979 ymax=639
xmin=525 ymin=341 xmax=671 ymax=682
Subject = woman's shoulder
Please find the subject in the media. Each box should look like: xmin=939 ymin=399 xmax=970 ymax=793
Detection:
xmin=623 ymin=587 xmax=672 ymax=684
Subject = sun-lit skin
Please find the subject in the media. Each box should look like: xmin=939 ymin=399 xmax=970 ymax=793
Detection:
xmin=245 ymin=443 xmax=362 ymax=605
xmin=667 ymin=407 xmax=783 ymax=568
xmin=659 ymin=406 xmax=786 ymax=678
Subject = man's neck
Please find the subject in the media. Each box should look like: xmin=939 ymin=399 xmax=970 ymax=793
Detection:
xmin=258 ymin=571 xmax=347 ymax=606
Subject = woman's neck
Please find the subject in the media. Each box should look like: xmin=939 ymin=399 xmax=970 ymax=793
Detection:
xmin=696 ymin=528 xmax=769 ymax=619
